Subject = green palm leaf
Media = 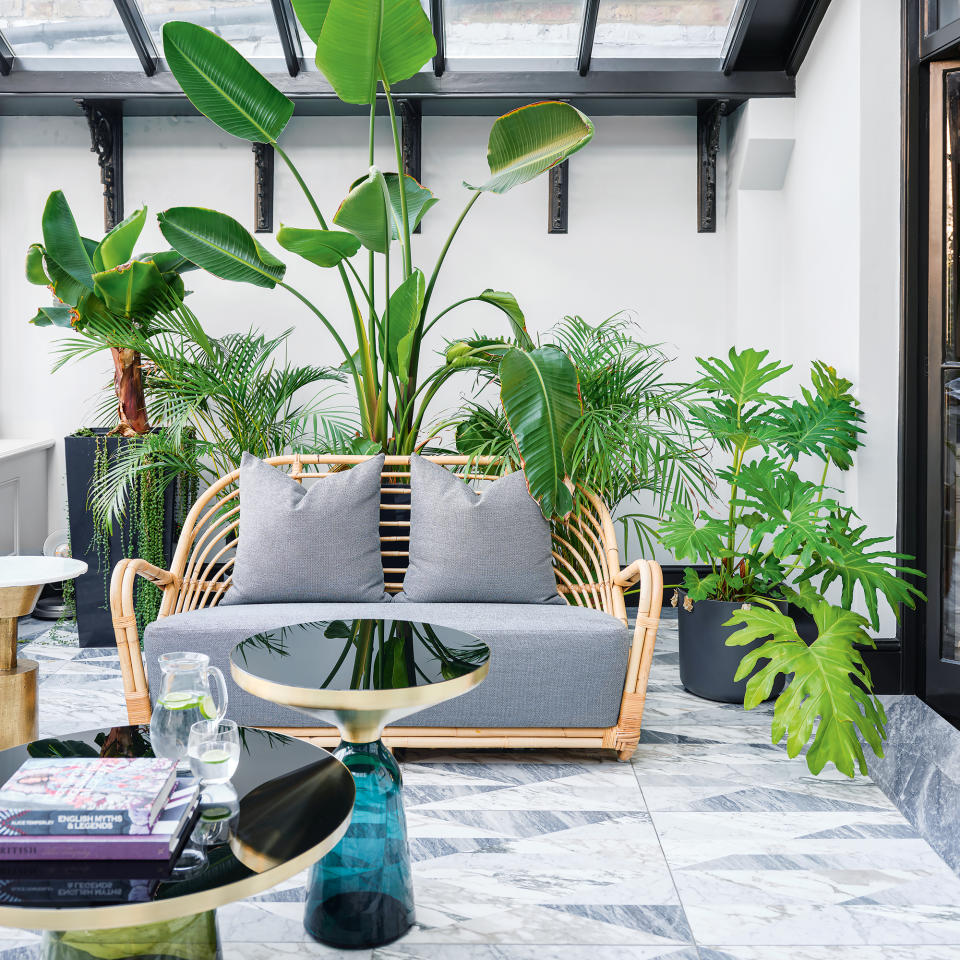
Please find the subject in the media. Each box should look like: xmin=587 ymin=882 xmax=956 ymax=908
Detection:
xmin=158 ymin=207 xmax=286 ymax=288
xmin=725 ymin=592 xmax=887 ymax=778
xmin=163 ymin=21 xmax=294 ymax=143
xmin=465 ymin=102 xmax=594 ymax=195
xmin=499 ymin=345 xmax=581 ymax=517
xmin=313 ymin=0 xmax=435 ymax=105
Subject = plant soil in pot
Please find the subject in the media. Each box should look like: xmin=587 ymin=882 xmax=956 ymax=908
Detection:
xmin=677 ymin=593 xmax=787 ymax=704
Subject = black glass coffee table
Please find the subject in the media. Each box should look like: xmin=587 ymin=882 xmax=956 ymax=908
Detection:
xmin=0 ymin=725 xmax=354 ymax=960
xmin=230 ymin=618 xmax=490 ymax=949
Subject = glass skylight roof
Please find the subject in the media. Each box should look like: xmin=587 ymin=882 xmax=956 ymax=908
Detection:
xmin=444 ymin=0 xmax=586 ymax=60
xmin=593 ymin=0 xmax=740 ymax=59
xmin=139 ymin=0 xmax=285 ymax=59
xmin=0 ymin=0 xmax=138 ymax=58
xmin=0 ymin=0 xmax=747 ymax=71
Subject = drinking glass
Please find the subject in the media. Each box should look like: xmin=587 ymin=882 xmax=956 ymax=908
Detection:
xmin=188 ymin=719 xmax=241 ymax=784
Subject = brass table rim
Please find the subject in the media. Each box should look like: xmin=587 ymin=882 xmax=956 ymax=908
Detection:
xmin=229 ymin=622 xmax=491 ymax=714
xmin=0 ymin=757 xmax=354 ymax=932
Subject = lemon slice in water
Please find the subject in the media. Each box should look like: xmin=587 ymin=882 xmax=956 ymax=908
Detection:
xmin=202 ymin=748 xmax=231 ymax=764
xmin=199 ymin=695 xmax=217 ymax=719
xmin=160 ymin=692 xmax=199 ymax=711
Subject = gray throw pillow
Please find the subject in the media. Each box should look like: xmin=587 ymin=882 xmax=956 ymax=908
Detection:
xmin=396 ymin=455 xmax=563 ymax=604
xmin=222 ymin=453 xmax=387 ymax=605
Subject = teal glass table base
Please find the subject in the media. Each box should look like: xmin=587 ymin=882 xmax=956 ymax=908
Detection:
xmin=304 ymin=740 xmax=414 ymax=949
xmin=42 ymin=910 xmax=219 ymax=960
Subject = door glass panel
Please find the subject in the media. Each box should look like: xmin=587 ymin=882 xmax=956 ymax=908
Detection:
xmin=946 ymin=72 xmax=960 ymax=360
xmin=942 ymin=0 xmax=960 ymax=30
xmin=944 ymin=371 xmax=960 ymax=663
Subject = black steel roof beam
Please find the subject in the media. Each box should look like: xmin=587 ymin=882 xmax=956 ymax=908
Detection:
xmin=577 ymin=0 xmax=600 ymax=77
xmin=0 ymin=28 xmax=12 ymax=76
xmin=430 ymin=0 xmax=445 ymax=77
xmin=721 ymin=0 xmax=761 ymax=75
xmin=112 ymin=0 xmax=159 ymax=77
xmin=270 ymin=0 xmax=303 ymax=78
xmin=785 ymin=0 xmax=832 ymax=75
xmin=0 ymin=68 xmax=795 ymax=101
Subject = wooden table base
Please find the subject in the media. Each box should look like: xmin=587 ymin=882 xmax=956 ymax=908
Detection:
xmin=0 ymin=584 xmax=43 ymax=751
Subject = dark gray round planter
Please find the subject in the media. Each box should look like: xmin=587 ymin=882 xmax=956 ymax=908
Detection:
xmin=677 ymin=594 xmax=787 ymax=704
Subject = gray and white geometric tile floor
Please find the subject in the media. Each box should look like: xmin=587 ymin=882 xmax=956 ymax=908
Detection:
xmin=5 ymin=613 xmax=960 ymax=959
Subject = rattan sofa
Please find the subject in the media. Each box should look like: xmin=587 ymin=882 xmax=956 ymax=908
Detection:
xmin=110 ymin=455 xmax=662 ymax=761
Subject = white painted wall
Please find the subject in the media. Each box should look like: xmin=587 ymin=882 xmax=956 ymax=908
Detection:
xmin=0 ymin=0 xmax=905 ymax=634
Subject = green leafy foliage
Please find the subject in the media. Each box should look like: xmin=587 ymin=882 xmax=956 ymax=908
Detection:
xmin=383 ymin=269 xmax=425 ymax=379
xmin=333 ymin=169 xmax=391 ymax=253
xmin=465 ymin=102 xmax=594 ymax=194
xmin=276 ymin=226 xmax=361 ymax=267
xmin=95 ymin=207 xmax=147 ymax=271
xmin=657 ymin=347 xmax=924 ymax=628
xmin=498 ymin=345 xmax=582 ymax=517
xmin=158 ymin=207 xmax=286 ymax=288
xmin=312 ymin=0 xmax=435 ymax=104
xmin=162 ymin=21 xmax=294 ymax=143
xmin=725 ymin=588 xmax=887 ymax=777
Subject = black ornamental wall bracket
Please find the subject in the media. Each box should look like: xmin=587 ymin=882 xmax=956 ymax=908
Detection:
xmin=78 ymin=99 xmax=123 ymax=231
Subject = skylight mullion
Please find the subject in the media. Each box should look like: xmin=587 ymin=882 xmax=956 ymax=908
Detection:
xmin=269 ymin=0 xmax=302 ymax=78
xmin=0 ymin=29 xmax=12 ymax=76
xmin=720 ymin=0 xmax=758 ymax=75
xmin=430 ymin=0 xmax=445 ymax=77
xmin=577 ymin=0 xmax=600 ymax=76
xmin=113 ymin=0 xmax=159 ymax=76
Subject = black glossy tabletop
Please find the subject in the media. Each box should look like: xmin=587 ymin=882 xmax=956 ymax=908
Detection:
xmin=0 ymin=726 xmax=354 ymax=929
xmin=230 ymin=619 xmax=490 ymax=697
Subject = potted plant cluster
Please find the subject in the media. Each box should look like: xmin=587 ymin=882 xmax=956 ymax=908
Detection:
xmin=26 ymin=194 xmax=193 ymax=645
xmin=153 ymin=6 xmax=597 ymax=517
xmin=659 ymin=347 xmax=924 ymax=775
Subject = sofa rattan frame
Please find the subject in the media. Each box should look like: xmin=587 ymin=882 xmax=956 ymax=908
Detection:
xmin=110 ymin=454 xmax=662 ymax=761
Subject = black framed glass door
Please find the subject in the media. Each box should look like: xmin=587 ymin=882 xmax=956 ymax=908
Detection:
xmin=926 ymin=61 xmax=960 ymax=723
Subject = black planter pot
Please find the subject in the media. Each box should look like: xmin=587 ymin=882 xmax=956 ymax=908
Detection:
xmin=64 ymin=430 xmax=179 ymax=648
xmin=677 ymin=594 xmax=787 ymax=704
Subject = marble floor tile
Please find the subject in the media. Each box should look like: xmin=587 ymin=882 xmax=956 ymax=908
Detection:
xmin=4 ymin=617 xmax=960 ymax=958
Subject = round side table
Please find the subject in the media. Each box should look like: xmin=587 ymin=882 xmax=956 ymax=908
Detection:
xmin=230 ymin=617 xmax=490 ymax=950
xmin=0 ymin=556 xmax=87 ymax=749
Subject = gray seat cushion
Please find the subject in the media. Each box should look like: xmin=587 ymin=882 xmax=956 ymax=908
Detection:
xmin=143 ymin=602 xmax=629 ymax=729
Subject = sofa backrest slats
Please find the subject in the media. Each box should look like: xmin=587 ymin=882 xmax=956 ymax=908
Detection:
xmin=162 ymin=454 xmax=628 ymax=625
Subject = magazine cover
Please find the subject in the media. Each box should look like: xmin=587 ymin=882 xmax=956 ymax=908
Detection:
xmin=0 ymin=780 xmax=199 ymax=860
xmin=0 ymin=759 xmax=178 ymax=837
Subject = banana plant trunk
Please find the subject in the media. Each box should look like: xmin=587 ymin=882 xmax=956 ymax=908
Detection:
xmin=110 ymin=347 xmax=150 ymax=437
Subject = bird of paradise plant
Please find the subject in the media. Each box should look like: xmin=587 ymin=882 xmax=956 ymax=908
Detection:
xmin=156 ymin=0 xmax=594 ymax=515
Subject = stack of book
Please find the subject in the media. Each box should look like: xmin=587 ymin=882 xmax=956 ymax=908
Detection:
xmin=0 ymin=758 xmax=200 ymax=905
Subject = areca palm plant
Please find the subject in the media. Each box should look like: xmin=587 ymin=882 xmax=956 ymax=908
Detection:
xmin=54 ymin=298 xmax=358 ymax=527
xmin=446 ymin=314 xmax=712 ymax=555
xmin=156 ymin=3 xmax=594 ymax=516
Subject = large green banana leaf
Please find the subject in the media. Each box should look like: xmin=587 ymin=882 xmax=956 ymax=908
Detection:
xmin=93 ymin=260 xmax=166 ymax=317
xmin=465 ymin=102 xmax=594 ymax=195
xmin=290 ymin=0 xmax=331 ymax=42
xmin=277 ymin=226 xmax=361 ymax=267
xmin=385 ymin=173 xmax=438 ymax=237
xmin=333 ymin=170 xmax=391 ymax=253
xmin=158 ymin=207 xmax=286 ymax=288
xmin=313 ymin=0 xmax=435 ymax=105
xmin=94 ymin=207 xmax=146 ymax=271
xmin=499 ymin=345 xmax=581 ymax=517
xmin=29 ymin=306 xmax=76 ymax=328
xmin=163 ymin=21 xmax=294 ymax=143
xmin=25 ymin=244 xmax=49 ymax=285
xmin=41 ymin=190 xmax=95 ymax=300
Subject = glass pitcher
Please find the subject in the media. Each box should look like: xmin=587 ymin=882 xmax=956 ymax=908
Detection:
xmin=150 ymin=652 xmax=228 ymax=769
